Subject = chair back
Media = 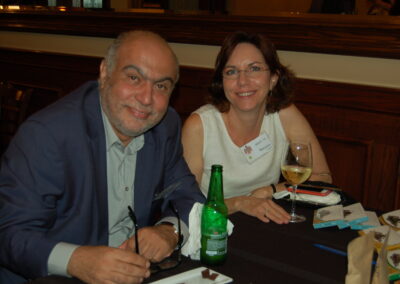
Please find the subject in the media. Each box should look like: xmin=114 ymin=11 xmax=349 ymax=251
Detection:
xmin=0 ymin=82 xmax=32 ymax=155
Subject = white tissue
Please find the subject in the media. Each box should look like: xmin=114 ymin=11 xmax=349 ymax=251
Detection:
xmin=274 ymin=189 xmax=341 ymax=205
xmin=182 ymin=202 xmax=234 ymax=260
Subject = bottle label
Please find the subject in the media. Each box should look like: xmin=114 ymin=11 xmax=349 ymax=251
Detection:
xmin=204 ymin=232 xmax=227 ymax=256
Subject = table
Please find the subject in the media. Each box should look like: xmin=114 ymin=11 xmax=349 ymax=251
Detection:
xmin=30 ymin=201 xmax=360 ymax=284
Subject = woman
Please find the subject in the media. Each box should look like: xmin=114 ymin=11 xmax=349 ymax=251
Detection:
xmin=182 ymin=31 xmax=332 ymax=224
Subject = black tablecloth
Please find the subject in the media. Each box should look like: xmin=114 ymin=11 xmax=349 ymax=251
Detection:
xmin=30 ymin=201 xmax=360 ymax=284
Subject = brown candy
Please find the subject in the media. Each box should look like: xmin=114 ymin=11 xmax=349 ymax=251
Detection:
xmin=201 ymin=268 xmax=219 ymax=280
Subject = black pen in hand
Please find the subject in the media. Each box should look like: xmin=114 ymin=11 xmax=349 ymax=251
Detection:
xmin=128 ymin=206 xmax=140 ymax=254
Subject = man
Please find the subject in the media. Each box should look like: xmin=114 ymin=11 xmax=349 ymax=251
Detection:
xmin=0 ymin=30 xmax=205 ymax=283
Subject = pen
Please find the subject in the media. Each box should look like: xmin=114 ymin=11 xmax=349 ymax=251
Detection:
xmin=313 ymin=243 xmax=377 ymax=265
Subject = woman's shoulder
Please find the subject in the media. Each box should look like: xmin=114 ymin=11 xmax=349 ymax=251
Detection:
xmin=193 ymin=104 xmax=218 ymax=115
xmin=277 ymin=104 xmax=306 ymax=123
xmin=184 ymin=104 xmax=220 ymax=135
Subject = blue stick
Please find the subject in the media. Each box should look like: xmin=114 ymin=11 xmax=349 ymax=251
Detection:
xmin=313 ymin=243 xmax=376 ymax=265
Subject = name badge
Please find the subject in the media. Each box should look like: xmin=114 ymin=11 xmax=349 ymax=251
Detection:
xmin=240 ymin=132 xmax=272 ymax=164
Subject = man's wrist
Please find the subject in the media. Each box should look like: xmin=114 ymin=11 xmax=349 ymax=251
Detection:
xmin=158 ymin=222 xmax=180 ymax=247
xmin=159 ymin=222 xmax=178 ymax=235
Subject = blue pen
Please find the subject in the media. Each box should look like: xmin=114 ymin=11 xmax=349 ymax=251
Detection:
xmin=313 ymin=243 xmax=377 ymax=265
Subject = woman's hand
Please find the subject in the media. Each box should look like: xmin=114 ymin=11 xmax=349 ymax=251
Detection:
xmin=227 ymin=196 xmax=290 ymax=224
xmin=250 ymin=186 xmax=274 ymax=199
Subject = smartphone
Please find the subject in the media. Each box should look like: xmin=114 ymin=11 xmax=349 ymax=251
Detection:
xmin=285 ymin=184 xmax=332 ymax=196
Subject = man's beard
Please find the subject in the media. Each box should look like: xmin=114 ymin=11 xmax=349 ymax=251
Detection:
xmin=99 ymin=83 xmax=163 ymax=138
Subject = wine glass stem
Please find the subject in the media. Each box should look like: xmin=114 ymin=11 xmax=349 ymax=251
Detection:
xmin=290 ymin=185 xmax=297 ymax=217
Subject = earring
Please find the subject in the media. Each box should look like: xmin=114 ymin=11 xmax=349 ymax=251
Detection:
xmin=268 ymin=89 xmax=273 ymax=97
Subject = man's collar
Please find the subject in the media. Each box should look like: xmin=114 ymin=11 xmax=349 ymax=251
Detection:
xmin=100 ymin=106 xmax=144 ymax=153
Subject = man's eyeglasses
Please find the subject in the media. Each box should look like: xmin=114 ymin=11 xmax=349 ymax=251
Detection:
xmin=128 ymin=205 xmax=140 ymax=254
xmin=127 ymin=201 xmax=183 ymax=274
xmin=222 ymin=65 xmax=269 ymax=80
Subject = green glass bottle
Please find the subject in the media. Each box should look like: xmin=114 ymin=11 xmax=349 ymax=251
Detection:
xmin=200 ymin=164 xmax=228 ymax=265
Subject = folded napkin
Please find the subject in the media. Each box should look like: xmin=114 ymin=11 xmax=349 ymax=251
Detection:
xmin=182 ymin=202 xmax=234 ymax=260
xmin=273 ymin=189 xmax=341 ymax=206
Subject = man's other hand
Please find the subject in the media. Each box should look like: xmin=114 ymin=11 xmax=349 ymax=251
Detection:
xmin=67 ymin=245 xmax=150 ymax=284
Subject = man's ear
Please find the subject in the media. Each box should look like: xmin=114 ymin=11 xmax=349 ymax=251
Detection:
xmin=99 ymin=60 xmax=107 ymax=81
xmin=99 ymin=60 xmax=108 ymax=88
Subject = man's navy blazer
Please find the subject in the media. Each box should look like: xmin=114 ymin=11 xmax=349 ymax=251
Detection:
xmin=0 ymin=81 xmax=205 ymax=283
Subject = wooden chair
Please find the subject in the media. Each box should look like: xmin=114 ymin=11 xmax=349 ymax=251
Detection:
xmin=0 ymin=82 xmax=32 ymax=155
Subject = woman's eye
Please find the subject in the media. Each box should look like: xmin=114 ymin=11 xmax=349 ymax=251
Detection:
xmin=249 ymin=65 xmax=262 ymax=72
xmin=225 ymin=69 xmax=237 ymax=76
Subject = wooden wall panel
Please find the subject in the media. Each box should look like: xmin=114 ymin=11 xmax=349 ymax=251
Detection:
xmin=0 ymin=47 xmax=399 ymax=212
xmin=1 ymin=10 xmax=400 ymax=59
xmin=317 ymin=136 xmax=372 ymax=206
xmin=295 ymin=82 xmax=400 ymax=212
xmin=171 ymin=66 xmax=212 ymax=121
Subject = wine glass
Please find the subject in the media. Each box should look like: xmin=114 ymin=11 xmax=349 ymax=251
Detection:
xmin=281 ymin=141 xmax=313 ymax=223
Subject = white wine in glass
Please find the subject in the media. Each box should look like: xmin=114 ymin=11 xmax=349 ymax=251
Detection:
xmin=281 ymin=141 xmax=312 ymax=223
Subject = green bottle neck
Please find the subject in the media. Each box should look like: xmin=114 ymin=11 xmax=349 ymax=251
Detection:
xmin=207 ymin=170 xmax=224 ymax=202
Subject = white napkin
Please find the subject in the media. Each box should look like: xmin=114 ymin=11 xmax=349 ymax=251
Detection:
xmin=273 ymin=189 xmax=341 ymax=205
xmin=182 ymin=202 xmax=234 ymax=260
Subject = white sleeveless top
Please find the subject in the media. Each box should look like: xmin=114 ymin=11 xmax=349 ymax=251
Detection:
xmin=194 ymin=104 xmax=287 ymax=198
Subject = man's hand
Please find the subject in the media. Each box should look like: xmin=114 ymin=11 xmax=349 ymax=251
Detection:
xmin=67 ymin=245 xmax=150 ymax=284
xmin=120 ymin=225 xmax=179 ymax=263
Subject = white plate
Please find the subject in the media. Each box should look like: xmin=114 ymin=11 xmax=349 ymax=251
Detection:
xmin=148 ymin=267 xmax=233 ymax=284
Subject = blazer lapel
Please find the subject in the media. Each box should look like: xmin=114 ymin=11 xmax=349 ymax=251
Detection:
xmin=134 ymin=131 xmax=161 ymax=227
xmin=83 ymin=82 xmax=109 ymax=244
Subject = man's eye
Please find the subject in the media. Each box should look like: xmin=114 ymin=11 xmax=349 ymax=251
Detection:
xmin=155 ymin=82 xmax=171 ymax=92
xmin=128 ymin=75 xmax=140 ymax=83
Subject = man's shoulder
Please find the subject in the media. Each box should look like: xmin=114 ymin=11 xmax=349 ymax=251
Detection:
xmin=157 ymin=107 xmax=181 ymax=129
xmin=144 ymin=107 xmax=181 ymax=142
xmin=16 ymin=81 xmax=100 ymax=143
xmin=28 ymin=81 xmax=99 ymax=124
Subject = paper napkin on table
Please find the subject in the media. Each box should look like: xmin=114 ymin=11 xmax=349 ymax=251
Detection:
xmin=338 ymin=203 xmax=368 ymax=229
xmin=273 ymin=189 xmax=341 ymax=206
xmin=359 ymin=225 xmax=400 ymax=250
xmin=351 ymin=211 xmax=380 ymax=230
xmin=380 ymin=209 xmax=400 ymax=231
xmin=313 ymin=204 xmax=344 ymax=229
xmin=182 ymin=202 xmax=234 ymax=260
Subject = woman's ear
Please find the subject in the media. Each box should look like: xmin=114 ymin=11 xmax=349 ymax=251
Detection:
xmin=270 ymin=73 xmax=279 ymax=90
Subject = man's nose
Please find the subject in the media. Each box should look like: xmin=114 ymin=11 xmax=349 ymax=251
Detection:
xmin=135 ymin=81 xmax=153 ymax=105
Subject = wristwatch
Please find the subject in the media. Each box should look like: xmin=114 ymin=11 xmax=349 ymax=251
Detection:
xmin=270 ymin=184 xmax=277 ymax=194
xmin=159 ymin=221 xmax=179 ymax=236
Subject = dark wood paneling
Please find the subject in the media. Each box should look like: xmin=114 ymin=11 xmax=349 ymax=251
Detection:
xmin=0 ymin=10 xmax=400 ymax=59
xmin=0 ymin=47 xmax=399 ymax=211
xmin=294 ymin=81 xmax=400 ymax=212
xmin=318 ymin=136 xmax=372 ymax=205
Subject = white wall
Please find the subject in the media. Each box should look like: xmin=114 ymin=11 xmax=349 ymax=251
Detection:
xmin=1 ymin=31 xmax=399 ymax=88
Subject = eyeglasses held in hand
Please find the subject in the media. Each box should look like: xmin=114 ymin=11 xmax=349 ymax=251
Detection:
xmin=127 ymin=201 xmax=183 ymax=274
xmin=128 ymin=205 xmax=140 ymax=254
xmin=222 ymin=64 xmax=269 ymax=80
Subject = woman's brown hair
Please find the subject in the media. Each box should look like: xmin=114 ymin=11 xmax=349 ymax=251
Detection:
xmin=209 ymin=31 xmax=296 ymax=113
